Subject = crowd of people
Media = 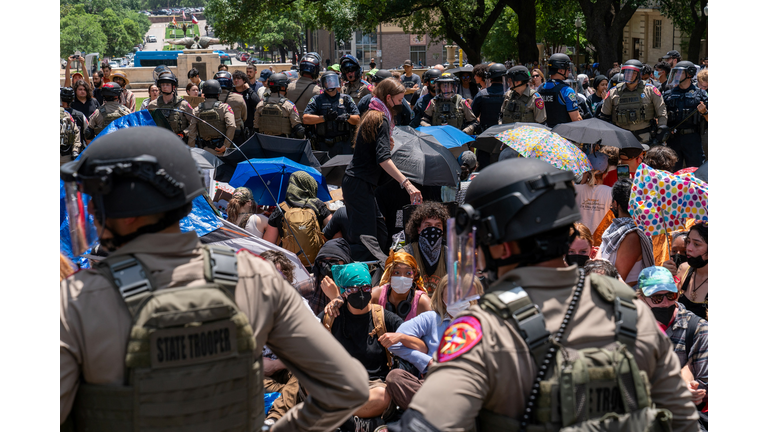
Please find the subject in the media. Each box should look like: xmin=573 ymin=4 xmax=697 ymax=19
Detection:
xmin=60 ymin=48 xmax=709 ymax=432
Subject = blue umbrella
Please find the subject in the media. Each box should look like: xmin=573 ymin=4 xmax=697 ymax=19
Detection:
xmin=228 ymin=157 xmax=331 ymax=206
xmin=415 ymin=125 xmax=473 ymax=158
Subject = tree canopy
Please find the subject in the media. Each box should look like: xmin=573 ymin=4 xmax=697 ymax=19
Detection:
xmin=659 ymin=0 xmax=707 ymax=63
xmin=60 ymin=0 xmax=151 ymax=59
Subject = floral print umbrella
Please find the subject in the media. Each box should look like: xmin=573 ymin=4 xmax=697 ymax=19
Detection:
xmin=495 ymin=126 xmax=592 ymax=175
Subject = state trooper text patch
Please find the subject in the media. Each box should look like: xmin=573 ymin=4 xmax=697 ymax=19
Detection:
xmin=438 ymin=315 xmax=483 ymax=362
xmin=150 ymin=320 xmax=237 ymax=369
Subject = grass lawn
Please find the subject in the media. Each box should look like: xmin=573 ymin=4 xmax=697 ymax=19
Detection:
xmin=136 ymin=97 xmax=146 ymax=108
xmin=165 ymin=23 xmax=199 ymax=39
xmin=163 ymin=45 xmax=187 ymax=51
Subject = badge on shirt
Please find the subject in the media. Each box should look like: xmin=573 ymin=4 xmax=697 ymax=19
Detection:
xmin=437 ymin=315 xmax=483 ymax=362
xmin=568 ymin=92 xmax=577 ymax=102
xmin=534 ymin=95 xmax=544 ymax=110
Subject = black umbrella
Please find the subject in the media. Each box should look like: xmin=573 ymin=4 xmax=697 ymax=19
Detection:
xmin=214 ymin=132 xmax=320 ymax=183
xmin=694 ymin=161 xmax=708 ymax=183
xmin=321 ymin=155 xmax=353 ymax=187
xmin=473 ymin=123 xmax=551 ymax=153
xmin=391 ymin=126 xmax=460 ymax=187
xmin=190 ymin=148 xmax=222 ymax=170
xmin=446 ymin=66 xmax=474 ymax=75
xmin=552 ymin=118 xmax=645 ymax=150
xmin=313 ymin=150 xmax=331 ymax=165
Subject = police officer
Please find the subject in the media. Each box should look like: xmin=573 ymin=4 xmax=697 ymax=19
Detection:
xmin=287 ymin=52 xmax=323 ymax=121
xmin=358 ymin=70 xmax=414 ymax=125
xmin=663 ymin=60 xmax=707 ymax=170
xmin=187 ymin=79 xmax=236 ymax=155
xmin=538 ymin=53 xmax=582 ymax=127
xmin=254 ymin=72 xmax=305 ymax=138
xmin=500 ymin=65 xmax=546 ymax=125
xmin=147 ymin=71 xmax=194 ymax=139
xmin=409 ymin=68 xmax=442 ymax=128
xmin=214 ymin=70 xmax=248 ymax=144
xmin=303 ymin=71 xmax=360 ymax=157
xmin=86 ymin=82 xmax=131 ymax=138
xmin=600 ymin=59 xmax=667 ymax=145
xmin=420 ymin=73 xmax=476 ymax=134
xmin=60 ymin=106 xmax=81 ymax=166
xmin=393 ymin=158 xmax=700 ymax=432
xmin=339 ymin=55 xmax=373 ymax=104
xmin=60 ymin=127 xmax=369 ymax=431
xmin=468 ymin=63 xmax=507 ymax=167
xmin=60 ymin=86 xmax=88 ymax=149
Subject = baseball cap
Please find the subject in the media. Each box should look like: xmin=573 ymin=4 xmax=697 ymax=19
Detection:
xmin=403 ymin=59 xmax=413 ymax=66
xmin=638 ymin=266 xmax=678 ymax=297
xmin=259 ymin=69 xmax=272 ymax=82
xmin=459 ymin=151 xmax=477 ymax=170
xmin=662 ymin=50 xmax=681 ymax=60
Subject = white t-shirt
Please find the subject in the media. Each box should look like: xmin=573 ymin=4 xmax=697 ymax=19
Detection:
xmin=574 ymin=184 xmax=613 ymax=234
xmin=244 ymin=214 xmax=268 ymax=238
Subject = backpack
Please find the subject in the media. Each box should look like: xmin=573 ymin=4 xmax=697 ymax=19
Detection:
xmin=70 ymin=245 xmax=260 ymax=431
xmin=100 ymin=104 xmax=131 ymax=127
xmin=475 ymin=272 xmax=674 ymax=432
xmin=60 ymin=107 xmax=76 ymax=155
xmin=323 ymin=303 xmax=392 ymax=369
xmin=279 ymin=201 xmax=325 ymax=266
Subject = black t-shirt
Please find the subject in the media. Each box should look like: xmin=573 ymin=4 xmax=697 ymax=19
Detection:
xmin=93 ymin=87 xmax=103 ymax=105
xmin=345 ymin=117 xmax=392 ymax=185
xmin=324 ymin=305 xmax=403 ymax=380
xmin=233 ymin=87 xmax=260 ymax=130
xmin=322 ymin=206 xmax=350 ymax=242
xmin=71 ymin=97 xmax=100 ymax=119
xmin=267 ymin=199 xmax=331 ymax=238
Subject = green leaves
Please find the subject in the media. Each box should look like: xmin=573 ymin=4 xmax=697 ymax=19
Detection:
xmin=60 ymin=1 xmax=151 ymax=59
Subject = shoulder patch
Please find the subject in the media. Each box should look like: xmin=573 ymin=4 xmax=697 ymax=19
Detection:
xmin=437 ymin=315 xmax=483 ymax=362
xmin=293 ymin=105 xmax=298 ymax=114
xmin=534 ymin=94 xmax=544 ymax=110
xmin=652 ymin=86 xmax=661 ymax=97
xmin=568 ymin=92 xmax=577 ymax=102
xmin=463 ymin=100 xmax=472 ymax=109
xmin=227 ymin=106 xmax=234 ymax=114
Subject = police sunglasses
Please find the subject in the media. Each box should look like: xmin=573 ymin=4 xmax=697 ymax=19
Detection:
xmin=343 ymin=285 xmax=373 ymax=294
xmin=648 ymin=292 xmax=679 ymax=304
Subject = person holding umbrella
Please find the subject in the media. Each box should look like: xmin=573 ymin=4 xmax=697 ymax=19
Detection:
xmin=343 ymin=78 xmax=422 ymax=261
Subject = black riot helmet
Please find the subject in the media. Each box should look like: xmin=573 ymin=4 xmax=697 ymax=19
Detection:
xmin=505 ymin=65 xmax=531 ymax=89
xmin=547 ymin=53 xmax=573 ymax=77
xmin=435 ymin=72 xmax=459 ymax=99
xmin=157 ymin=71 xmax=179 ymax=95
xmin=609 ymin=73 xmax=624 ymax=89
xmin=60 ymin=86 xmax=75 ymax=103
xmin=423 ymin=68 xmax=442 ymax=92
xmin=267 ymin=73 xmax=290 ymax=92
xmin=485 ymin=63 xmax=507 ymax=80
xmin=214 ymin=70 xmax=234 ymax=90
xmin=153 ymin=65 xmax=172 ymax=83
xmin=371 ymin=69 xmax=393 ymax=84
xmin=60 ymin=127 xmax=205 ymax=251
xmin=621 ymin=59 xmax=644 ymax=84
xmin=299 ymin=52 xmax=321 ymax=79
xmin=201 ymin=79 xmax=222 ymax=97
xmin=340 ymin=55 xmax=362 ymax=81
xmin=668 ymin=60 xmax=698 ymax=88
xmin=101 ymin=82 xmax=122 ymax=100
xmin=320 ymin=71 xmax=341 ymax=91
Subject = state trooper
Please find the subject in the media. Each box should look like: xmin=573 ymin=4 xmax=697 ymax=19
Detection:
xmin=663 ymin=60 xmax=708 ymax=171
xmin=60 ymin=127 xmax=369 ymax=431
xmin=471 ymin=63 xmax=508 ymax=168
xmin=600 ymin=59 xmax=667 ymax=145
xmin=254 ymin=72 xmax=305 ymax=138
xmin=339 ymin=55 xmax=373 ymax=104
xmin=286 ymin=52 xmax=323 ymax=121
xmin=538 ymin=53 xmax=582 ymax=127
xmin=86 ymin=82 xmax=131 ymax=138
xmin=420 ymin=72 xmax=476 ymax=134
xmin=303 ymin=71 xmax=360 ymax=157
xmin=409 ymin=68 xmax=442 ymax=128
xmin=357 ymin=70 xmax=414 ymax=125
xmin=500 ymin=65 xmax=546 ymax=125
xmin=187 ymin=79 xmax=236 ymax=155
xmin=390 ymin=157 xmax=700 ymax=432
xmin=147 ymin=71 xmax=194 ymax=139
xmin=60 ymin=106 xmax=81 ymax=166
xmin=214 ymin=70 xmax=248 ymax=144
xmin=60 ymin=86 xmax=89 ymax=149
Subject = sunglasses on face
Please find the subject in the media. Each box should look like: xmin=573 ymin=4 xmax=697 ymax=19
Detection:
xmin=532 ymin=74 xmax=540 ymax=78
xmin=649 ymin=292 xmax=679 ymax=304
xmin=343 ymin=285 xmax=372 ymax=294
xmin=461 ymin=76 xmax=472 ymax=80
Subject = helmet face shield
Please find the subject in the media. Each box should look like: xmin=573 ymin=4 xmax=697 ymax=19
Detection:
xmin=63 ymin=179 xmax=98 ymax=257
xmin=621 ymin=66 xmax=640 ymax=83
xmin=668 ymin=68 xmax=687 ymax=88
xmin=437 ymin=81 xmax=457 ymax=98
xmin=322 ymin=73 xmax=341 ymax=90
xmin=446 ymin=218 xmax=480 ymax=308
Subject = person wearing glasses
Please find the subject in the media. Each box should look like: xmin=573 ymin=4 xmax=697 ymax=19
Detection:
xmin=529 ymin=68 xmax=544 ymax=90
xmin=409 ymin=68 xmax=442 ymax=128
xmin=320 ymin=262 xmax=404 ymax=431
xmin=638 ymin=266 xmax=708 ymax=413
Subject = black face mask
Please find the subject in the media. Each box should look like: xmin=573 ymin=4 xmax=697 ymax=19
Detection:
xmin=651 ymin=305 xmax=677 ymax=326
xmin=565 ymin=254 xmax=590 ymax=268
xmin=319 ymin=261 xmax=336 ymax=278
xmin=686 ymin=254 xmax=708 ymax=269
xmin=346 ymin=290 xmax=372 ymax=310
xmin=611 ymin=206 xmax=620 ymax=219
xmin=671 ymin=253 xmax=687 ymax=267
xmin=391 ymin=104 xmax=403 ymax=116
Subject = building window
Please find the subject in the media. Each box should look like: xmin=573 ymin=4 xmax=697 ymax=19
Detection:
xmin=355 ymin=31 xmax=378 ymax=68
xmin=653 ymin=20 xmax=662 ymax=49
xmin=410 ymin=46 xmax=426 ymax=66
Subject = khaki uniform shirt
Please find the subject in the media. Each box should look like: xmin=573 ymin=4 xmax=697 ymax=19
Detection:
xmin=341 ymin=80 xmax=373 ymax=105
xmin=500 ymin=86 xmax=547 ymax=124
xmin=254 ymin=93 xmax=303 ymax=135
xmin=60 ymin=109 xmax=82 ymax=166
xmin=420 ymin=95 xmax=477 ymax=131
xmin=602 ymin=81 xmax=667 ymax=142
xmin=408 ymin=265 xmax=699 ymax=432
xmin=146 ymin=95 xmax=194 ymax=136
xmin=286 ymin=76 xmax=322 ymax=121
xmin=60 ymin=232 xmax=369 ymax=431
xmin=220 ymin=90 xmax=248 ymax=130
xmin=87 ymin=100 xmax=131 ymax=136
xmin=187 ymin=99 xmax=237 ymax=148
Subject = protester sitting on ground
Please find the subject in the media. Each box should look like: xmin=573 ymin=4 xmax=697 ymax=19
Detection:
xmin=662 ymin=231 xmax=688 ymax=276
xmin=597 ymin=178 xmax=655 ymax=287
xmin=185 ymin=82 xmax=199 ymax=97
xmin=139 ymin=85 xmax=159 ymax=111
xmin=583 ymin=259 xmax=620 ymax=279
xmin=644 ymin=145 xmax=679 ymax=173
xmin=385 ymin=276 xmax=484 ymax=411
xmin=71 ymin=80 xmax=100 ymax=119
xmin=566 ymin=222 xmax=595 ymax=267
xmin=574 ymin=150 xmax=612 ymax=234
xmin=676 ymin=221 xmax=708 ymax=321
xmin=260 ymin=250 xmax=296 ymax=286
xmin=226 ymin=187 xmax=268 ymax=238
xmin=441 ymin=151 xmax=478 ymax=204
xmin=602 ymin=147 xmax=645 ymax=187
xmin=306 ymin=238 xmax=353 ymax=315
xmin=400 ymin=202 xmax=450 ymax=297
xmin=602 ymin=145 xmax=620 ymax=177
xmin=637 ymin=266 xmax=708 ymax=409
xmin=319 ymin=263 xmax=403 ymax=431
xmin=322 ymin=206 xmax=351 ymax=243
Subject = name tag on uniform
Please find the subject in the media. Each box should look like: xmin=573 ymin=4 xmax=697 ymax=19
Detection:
xmin=619 ymin=97 xmax=639 ymax=103
xmin=150 ymin=320 xmax=237 ymax=369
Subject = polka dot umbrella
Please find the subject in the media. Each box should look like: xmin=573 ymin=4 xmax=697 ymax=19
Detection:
xmin=629 ymin=163 xmax=708 ymax=238
xmin=495 ymin=125 xmax=592 ymax=176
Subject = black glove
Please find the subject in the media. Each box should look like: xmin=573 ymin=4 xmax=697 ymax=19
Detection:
xmin=654 ymin=125 xmax=672 ymax=144
xmin=324 ymin=111 xmax=338 ymax=122
xmin=292 ymin=124 xmax=305 ymax=139
xmin=335 ymin=113 xmax=350 ymax=124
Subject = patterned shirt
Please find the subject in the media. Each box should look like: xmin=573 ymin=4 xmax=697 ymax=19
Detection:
xmin=666 ymin=304 xmax=708 ymax=393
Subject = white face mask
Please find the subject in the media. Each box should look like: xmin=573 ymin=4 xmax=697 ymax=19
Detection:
xmin=390 ymin=276 xmax=413 ymax=294
xmin=445 ymin=295 xmax=480 ymax=318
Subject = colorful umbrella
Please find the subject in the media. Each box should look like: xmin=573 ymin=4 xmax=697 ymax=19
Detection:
xmin=495 ymin=126 xmax=592 ymax=175
xmin=629 ymin=163 xmax=708 ymax=237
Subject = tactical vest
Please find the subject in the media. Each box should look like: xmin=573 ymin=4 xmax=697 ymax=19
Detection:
xmin=474 ymin=273 xmax=673 ymax=432
xmin=665 ymin=87 xmax=701 ymax=128
xmin=157 ymin=96 xmax=189 ymax=135
xmin=316 ymin=95 xmax=352 ymax=138
xmin=477 ymin=91 xmax=505 ymax=129
xmin=286 ymin=79 xmax=317 ymax=115
xmin=610 ymin=82 xmax=655 ymax=128
xmin=539 ymin=81 xmax=572 ymax=127
xmin=431 ymin=95 xmax=464 ymax=128
xmin=95 ymin=103 xmax=131 ymax=134
xmin=343 ymin=80 xmax=370 ymax=104
xmin=60 ymin=107 xmax=76 ymax=155
xmin=223 ymin=91 xmax=245 ymax=130
xmin=502 ymin=91 xmax=535 ymax=124
xmin=69 ymin=246 xmax=261 ymax=432
xmin=198 ymin=100 xmax=225 ymax=140
xmin=259 ymin=97 xmax=292 ymax=136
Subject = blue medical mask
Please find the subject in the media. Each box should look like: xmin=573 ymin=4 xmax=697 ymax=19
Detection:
xmin=653 ymin=70 xmax=660 ymax=79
